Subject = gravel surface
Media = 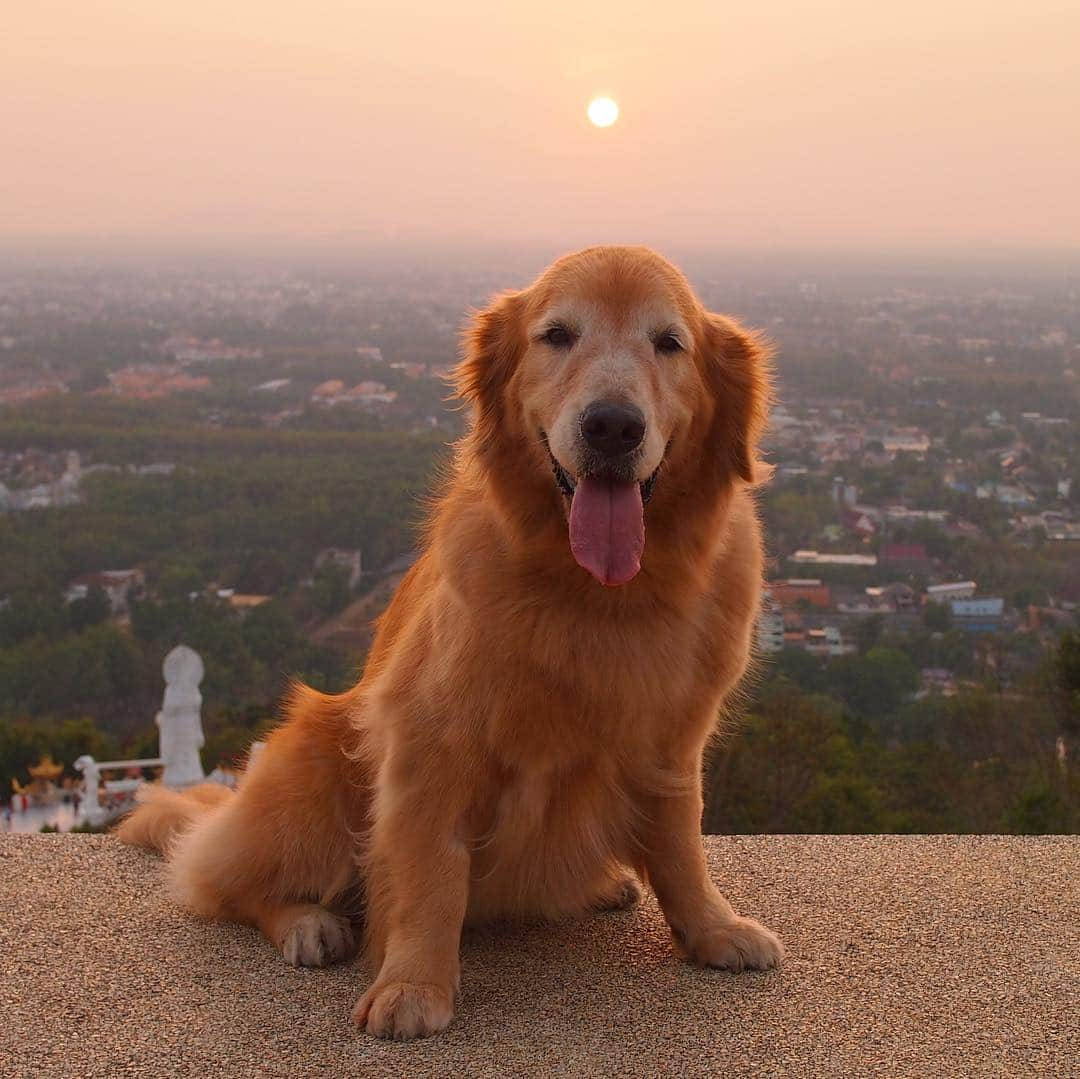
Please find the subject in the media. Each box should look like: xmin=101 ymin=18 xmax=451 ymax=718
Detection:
xmin=1 ymin=834 xmax=1077 ymax=1077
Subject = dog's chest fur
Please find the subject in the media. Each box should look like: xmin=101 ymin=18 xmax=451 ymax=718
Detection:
xmin=417 ymin=577 xmax=732 ymax=923
xmin=464 ymin=749 xmax=637 ymax=923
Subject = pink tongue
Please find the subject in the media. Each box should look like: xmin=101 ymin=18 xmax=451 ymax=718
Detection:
xmin=569 ymin=477 xmax=645 ymax=586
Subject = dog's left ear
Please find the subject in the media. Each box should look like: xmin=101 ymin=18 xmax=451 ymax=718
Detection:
xmin=455 ymin=290 xmax=524 ymax=449
xmin=701 ymin=313 xmax=773 ymax=484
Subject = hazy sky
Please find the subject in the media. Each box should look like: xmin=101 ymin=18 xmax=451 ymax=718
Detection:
xmin=4 ymin=1 xmax=1078 ymax=250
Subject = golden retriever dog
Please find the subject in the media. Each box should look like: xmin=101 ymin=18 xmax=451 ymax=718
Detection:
xmin=119 ymin=244 xmax=782 ymax=1040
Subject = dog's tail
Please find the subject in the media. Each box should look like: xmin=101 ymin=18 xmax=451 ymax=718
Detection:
xmin=116 ymin=782 xmax=233 ymax=856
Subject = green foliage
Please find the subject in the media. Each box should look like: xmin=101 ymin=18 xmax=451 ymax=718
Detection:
xmin=312 ymin=564 xmax=352 ymax=617
xmin=905 ymin=519 xmax=954 ymax=560
xmin=823 ymin=647 xmax=918 ymax=719
xmin=0 ymin=625 xmax=146 ymax=728
xmin=0 ymin=426 xmax=444 ymax=599
xmin=68 ymin=584 xmax=112 ymax=632
xmin=705 ymin=681 xmax=889 ymax=833
xmin=1054 ymin=631 xmax=1080 ymax=735
xmin=853 ymin=614 xmax=885 ymax=655
xmin=0 ymin=715 xmax=118 ymax=796
xmin=705 ymin=657 xmax=1079 ymax=835
xmin=241 ymin=600 xmax=299 ymax=665
xmin=0 ymin=590 xmax=68 ymax=647
xmin=922 ymin=600 xmax=952 ymax=632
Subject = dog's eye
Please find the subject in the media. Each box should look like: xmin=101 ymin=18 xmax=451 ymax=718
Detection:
xmin=654 ymin=332 xmax=683 ymax=355
xmin=541 ymin=324 xmax=575 ymax=349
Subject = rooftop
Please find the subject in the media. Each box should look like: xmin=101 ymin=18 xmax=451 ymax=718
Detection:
xmin=2 ymin=834 xmax=1076 ymax=1077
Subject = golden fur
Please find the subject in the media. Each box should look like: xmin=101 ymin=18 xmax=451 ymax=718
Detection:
xmin=118 ymin=245 xmax=781 ymax=1040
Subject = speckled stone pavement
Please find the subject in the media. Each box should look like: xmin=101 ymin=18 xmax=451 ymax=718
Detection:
xmin=1 ymin=834 xmax=1076 ymax=1077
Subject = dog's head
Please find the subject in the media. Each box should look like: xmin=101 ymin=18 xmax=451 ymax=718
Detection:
xmin=456 ymin=246 xmax=771 ymax=586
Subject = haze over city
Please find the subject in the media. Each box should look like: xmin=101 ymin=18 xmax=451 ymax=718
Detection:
xmin=4 ymin=0 xmax=1079 ymax=251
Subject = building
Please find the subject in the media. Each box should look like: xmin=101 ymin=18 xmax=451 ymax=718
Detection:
xmin=104 ymin=364 xmax=210 ymax=398
xmin=770 ymin=579 xmax=832 ymax=610
xmin=226 ymin=594 xmax=271 ymax=615
xmin=160 ymin=336 xmax=263 ymax=363
xmin=882 ymin=429 xmax=931 ymax=455
xmin=926 ymin=581 xmax=977 ymax=603
xmin=919 ymin=668 xmax=958 ymax=697
xmin=315 ymin=547 xmax=363 ymax=590
xmin=805 ymin=626 xmax=853 ymax=658
xmin=862 ymin=583 xmax=916 ymax=612
xmin=975 ymin=482 xmax=1034 ymax=507
xmin=790 ymin=550 xmax=878 ymax=567
xmin=311 ymin=380 xmax=398 ymax=407
xmin=884 ymin=507 xmax=948 ymax=524
xmin=880 ymin=544 xmax=934 ymax=574
xmin=756 ymin=591 xmax=785 ymax=654
xmin=831 ymin=477 xmax=859 ymax=506
xmin=950 ymin=597 xmax=1005 ymax=633
xmin=840 ymin=506 xmax=879 ymax=538
xmin=65 ymin=569 xmax=145 ymax=614
xmin=312 ymin=379 xmax=346 ymax=400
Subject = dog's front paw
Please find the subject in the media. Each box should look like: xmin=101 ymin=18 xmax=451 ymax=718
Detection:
xmin=353 ymin=980 xmax=455 ymax=1040
xmin=680 ymin=915 xmax=785 ymax=972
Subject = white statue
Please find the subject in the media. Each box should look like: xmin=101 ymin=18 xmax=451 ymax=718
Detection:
xmin=157 ymin=645 xmax=206 ymax=788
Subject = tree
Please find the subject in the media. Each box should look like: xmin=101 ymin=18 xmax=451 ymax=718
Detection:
xmin=854 ymin=614 xmax=885 ymax=655
xmin=922 ymin=600 xmax=952 ymax=633
xmin=0 ymin=590 xmax=68 ymax=648
xmin=704 ymin=680 xmax=887 ymax=833
xmin=242 ymin=600 xmax=298 ymax=665
xmin=824 ymin=647 xmax=919 ymax=720
xmin=1053 ymin=631 xmax=1080 ymax=736
xmin=312 ymin=565 xmax=352 ymax=617
xmin=0 ymin=719 xmax=45 ymax=796
xmin=771 ymin=647 xmax=822 ymax=691
xmin=68 ymin=584 xmax=111 ymax=631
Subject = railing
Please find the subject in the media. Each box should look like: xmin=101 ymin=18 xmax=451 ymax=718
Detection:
xmin=75 ymin=757 xmax=165 ymax=826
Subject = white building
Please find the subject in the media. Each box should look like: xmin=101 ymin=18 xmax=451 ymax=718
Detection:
xmin=975 ymin=483 xmax=1034 ymax=507
xmin=882 ymin=430 xmax=931 ymax=455
xmin=790 ymin=550 xmax=878 ymax=567
xmin=926 ymin=581 xmax=977 ymax=602
xmin=805 ymin=625 xmax=853 ymax=658
xmin=757 ymin=591 xmax=785 ymax=654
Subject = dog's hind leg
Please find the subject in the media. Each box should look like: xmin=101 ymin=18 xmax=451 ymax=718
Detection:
xmin=164 ymin=720 xmax=367 ymax=969
xmin=248 ymin=899 xmax=356 ymax=968
xmin=591 ymin=871 xmax=644 ymax=912
xmin=169 ymin=806 xmax=362 ymax=968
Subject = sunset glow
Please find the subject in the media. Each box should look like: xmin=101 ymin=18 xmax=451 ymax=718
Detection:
xmin=3 ymin=1 xmax=1078 ymax=249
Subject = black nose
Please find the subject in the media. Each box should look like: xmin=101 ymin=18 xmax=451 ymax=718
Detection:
xmin=580 ymin=401 xmax=646 ymax=458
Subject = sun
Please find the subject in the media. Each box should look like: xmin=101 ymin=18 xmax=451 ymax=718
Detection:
xmin=587 ymin=96 xmax=619 ymax=128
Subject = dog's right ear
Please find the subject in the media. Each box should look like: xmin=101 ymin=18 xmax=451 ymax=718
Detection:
xmin=455 ymin=290 xmax=524 ymax=449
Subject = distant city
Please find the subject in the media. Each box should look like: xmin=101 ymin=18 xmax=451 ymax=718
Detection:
xmin=1 ymin=250 xmax=1077 ymax=833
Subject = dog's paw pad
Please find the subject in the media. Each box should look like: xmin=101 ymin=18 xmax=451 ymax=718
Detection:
xmin=281 ymin=908 xmax=354 ymax=968
xmin=353 ymin=981 xmax=454 ymax=1040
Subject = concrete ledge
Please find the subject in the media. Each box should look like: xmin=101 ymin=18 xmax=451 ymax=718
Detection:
xmin=1 ymin=835 xmax=1076 ymax=1077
